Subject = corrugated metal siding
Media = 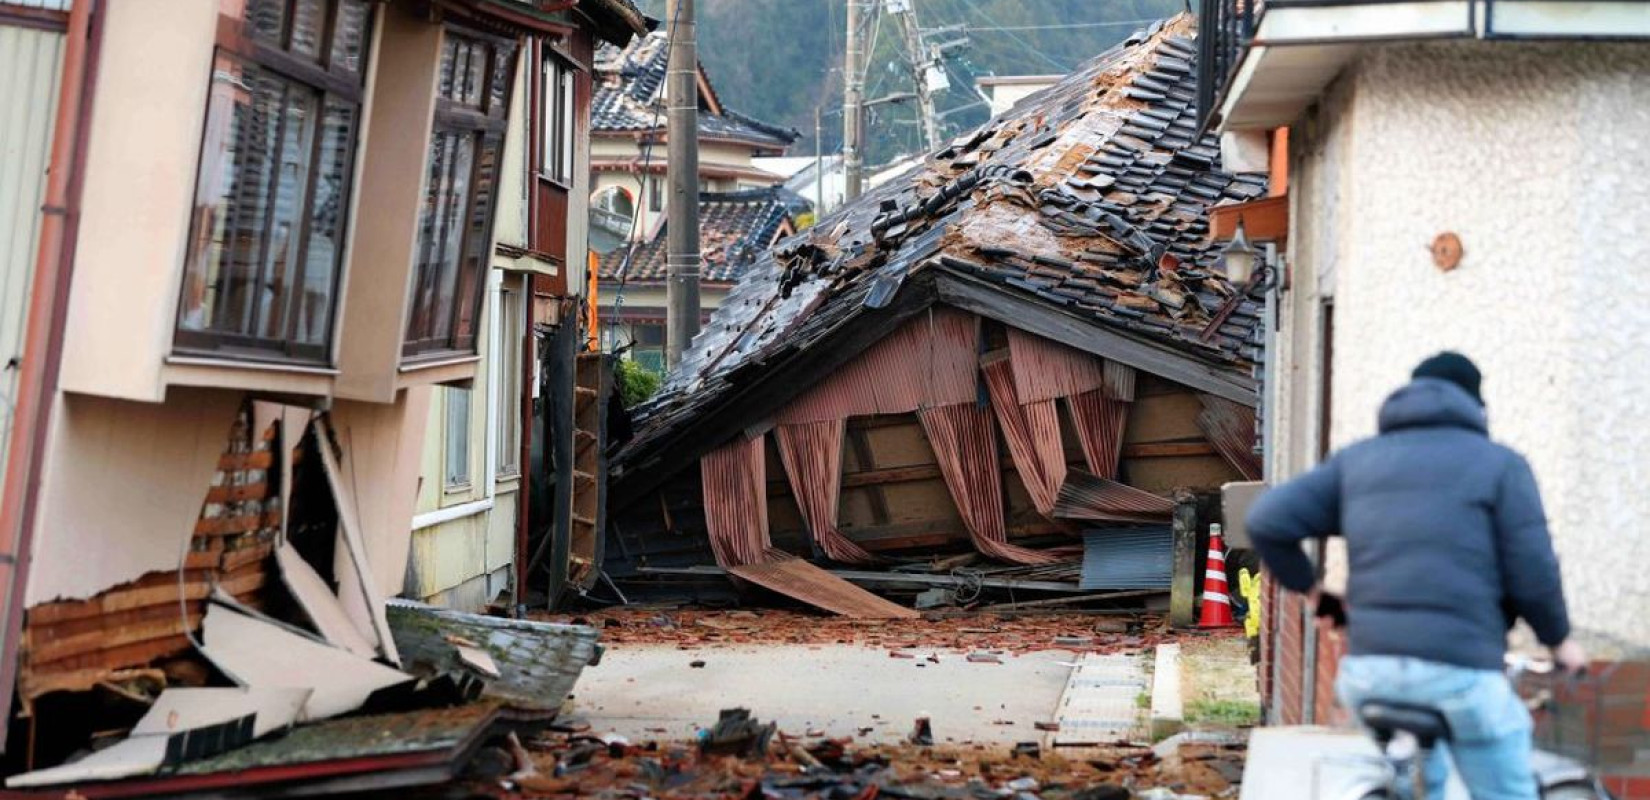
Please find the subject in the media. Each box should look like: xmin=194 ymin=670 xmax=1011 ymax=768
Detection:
xmin=0 ymin=23 xmax=64 ymax=490
xmin=1080 ymin=527 xmax=1173 ymax=590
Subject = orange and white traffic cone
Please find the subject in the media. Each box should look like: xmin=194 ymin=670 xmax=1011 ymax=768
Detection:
xmin=1199 ymin=524 xmax=1237 ymax=628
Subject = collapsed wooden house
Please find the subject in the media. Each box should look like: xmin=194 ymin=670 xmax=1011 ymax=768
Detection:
xmin=602 ymin=17 xmax=1267 ymax=619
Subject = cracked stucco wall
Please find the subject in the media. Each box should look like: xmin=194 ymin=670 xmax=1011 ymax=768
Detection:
xmin=1280 ymin=41 xmax=1650 ymax=650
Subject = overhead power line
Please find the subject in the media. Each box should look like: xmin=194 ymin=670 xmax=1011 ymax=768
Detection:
xmin=928 ymin=18 xmax=1160 ymax=33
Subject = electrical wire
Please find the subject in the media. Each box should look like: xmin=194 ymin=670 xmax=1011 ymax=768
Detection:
xmin=928 ymin=18 xmax=1160 ymax=33
xmin=604 ymin=0 xmax=687 ymax=358
xmin=952 ymin=0 xmax=1070 ymax=72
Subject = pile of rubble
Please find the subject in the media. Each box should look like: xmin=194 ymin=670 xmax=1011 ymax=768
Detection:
xmin=538 ymin=610 xmax=1182 ymax=657
xmin=468 ymin=711 xmax=1245 ymax=800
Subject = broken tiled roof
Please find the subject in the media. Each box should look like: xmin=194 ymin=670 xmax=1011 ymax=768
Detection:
xmin=613 ymin=15 xmax=1264 ymax=498
xmin=593 ymin=33 xmax=798 ymax=149
xmin=598 ymin=187 xmax=800 ymax=284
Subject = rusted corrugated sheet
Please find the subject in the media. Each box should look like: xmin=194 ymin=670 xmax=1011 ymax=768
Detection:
xmin=776 ymin=308 xmax=978 ymax=424
xmin=728 ymin=558 xmax=918 ymax=619
xmin=1067 ymin=389 xmax=1129 ymax=479
xmin=1005 ymin=328 xmax=1108 ymax=403
xmin=917 ymin=403 xmax=1064 ymax=565
xmin=982 ymin=358 xmax=1064 ymax=515
xmin=699 ymin=436 xmax=773 ymax=568
xmin=1196 ymin=394 xmax=1262 ymax=480
xmin=774 ymin=421 xmax=877 ymax=564
xmin=1052 ymin=471 xmax=1175 ymax=523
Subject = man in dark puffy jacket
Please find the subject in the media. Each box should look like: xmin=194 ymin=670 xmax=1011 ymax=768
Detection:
xmin=1247 ymin=352 xmax=1584 ymax=800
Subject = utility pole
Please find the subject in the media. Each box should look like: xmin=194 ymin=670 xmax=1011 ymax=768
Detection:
xmin=665 ymin=0 xmax=699 ymax=368
xmin=887 ymin=0 xmax=942 ymax=152
xmin=814 ymin=104 xmax=825 ymax=216
xmin=843 ymin=0 xmax=865 ymax=200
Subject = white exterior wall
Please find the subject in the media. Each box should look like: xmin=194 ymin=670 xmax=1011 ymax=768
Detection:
xmin=1281 ymin=41 xmax=1650 ymax=649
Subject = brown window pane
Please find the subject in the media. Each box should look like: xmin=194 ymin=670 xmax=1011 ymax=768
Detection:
xmin=246 ymin=0 xmax=287 ymax=47
xmin=438 ymin=37 xmax=459 ymax=100
xmin=329 ymin=0 xmax=370 ymax=74
xmin=404 ymin=29 xmax=515 ymax=359
xmin=289 ymin=0 xmax=327 ymax=61
xmin=294 ymin=99 xmax=354 ymax=345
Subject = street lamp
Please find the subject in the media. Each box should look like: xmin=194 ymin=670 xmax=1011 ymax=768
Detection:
xmin=1220 ymin=220 xmax=1276 ymax=294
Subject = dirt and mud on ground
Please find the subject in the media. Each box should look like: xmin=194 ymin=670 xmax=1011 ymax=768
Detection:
xmin=537 ymin=609 xmax=1177 ymax=656
xmin=497 ymin=609 xmax=1256 ymax=799
xmin=469 ymin=721 xmax=1246 ymax=800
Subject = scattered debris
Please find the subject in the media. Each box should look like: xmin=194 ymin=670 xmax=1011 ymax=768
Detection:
xmin=698 ymin=708 xmax=777 ymax=758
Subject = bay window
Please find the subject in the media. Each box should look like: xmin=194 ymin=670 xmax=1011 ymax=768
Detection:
xmin=403 ymin=29 xmax=517 ymax=360
xmin=176 ymin=0 xmax=372 ymax=362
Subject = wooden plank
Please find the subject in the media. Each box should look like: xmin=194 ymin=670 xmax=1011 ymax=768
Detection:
xmin=846 ymin=427 xmax=891 ymax=524
xmin=1122 ymin=441 xmax=1218 ymax=458
xmin=28 ymin=608 xmax=205 ymax=667
xmin=193 ymin=514 xmax=265 ymax=537
xmin=935 ymin=273 xmax=1256 ymax=406
xmin=1209 ymin=194 xmax=1288 ymax=242
xmin=22 ymin=636 xmax=192 ymax=683
xmin=217 ymin=451 xmax=276 ymax=471
xmin=1170 ymin=501 xmax=1199 ymax=628
xmin=203 ymin=482 xmax=271 ymax=505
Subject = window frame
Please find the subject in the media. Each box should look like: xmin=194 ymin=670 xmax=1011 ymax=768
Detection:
xmin=494 ymin=277 xmax=525 ymax=478
xmin=539 ymin=54 xmax=575 ymax=187
xmin=402 ymin=26 xmax=519 ymax=362
xmin=173 ymin=0 xmax=373 ymax=364
xmin=443 ymin=385 xmax=473 ymax=490
xmin=647 ymin=175 xmax=662 ymax=213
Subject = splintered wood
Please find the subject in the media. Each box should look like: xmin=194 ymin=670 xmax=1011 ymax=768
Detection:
xmin=19 ymin=406 xmax=282 ymax=700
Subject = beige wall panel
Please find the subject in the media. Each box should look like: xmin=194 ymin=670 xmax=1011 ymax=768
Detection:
xmin=330 ymin=388 xmax=430 ymax=599
xmin=25 ymin=387 xmax=239 ymax=605
xmin=59 ymin=0 xmax=218 ymax=401
xmin=1123 ymin=391 xmax=1207 ymax=444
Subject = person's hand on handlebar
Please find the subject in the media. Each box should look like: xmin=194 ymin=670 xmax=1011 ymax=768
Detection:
xmin=1552 ymin=639 xmax=1588 ymax=676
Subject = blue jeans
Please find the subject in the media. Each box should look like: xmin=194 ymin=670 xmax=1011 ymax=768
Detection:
xmin=1337 ymin=655 xmax=1536 ymax=800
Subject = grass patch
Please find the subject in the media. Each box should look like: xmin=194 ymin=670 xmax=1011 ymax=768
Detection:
xmin=1184 ymin=698 xmax=1260 ymax=726
xmin=1135 ymin=691 xmax=1151 ymax=710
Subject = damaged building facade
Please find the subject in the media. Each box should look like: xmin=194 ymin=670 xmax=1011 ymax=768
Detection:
xmin=0 ymin=0 xmax=644 ymax=788
xmin=605 ymin=18 xmax=1270 ymax=620
xmin=1197 ymin=0 xmax=1650 ymax=789
xmin=588 ymin=30 xmax=800 ymax=370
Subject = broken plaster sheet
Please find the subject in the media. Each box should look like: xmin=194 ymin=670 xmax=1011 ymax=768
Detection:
xmin=5 ymin=736 xmax=169 ymax=788
xmin=330 ymin=392 xmax=430 ymax=600
xmin=274 ymin=541 xmax=379 ymax=658
xmin=313 ymin=416 xmax=399 ymax=664
xmin=132 ymin=686 xmax=310 ymax=739
xmin=198 ymin=603 xmax=412 ymax=722
xmin=25 ymin=389 xmax=240 ymax=605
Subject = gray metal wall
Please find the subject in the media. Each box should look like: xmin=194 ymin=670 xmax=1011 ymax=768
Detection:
xmin=0 ymin=20 xmax=66 ymax=489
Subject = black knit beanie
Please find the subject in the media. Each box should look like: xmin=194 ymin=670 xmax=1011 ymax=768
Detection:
xmin=1413 ymin=352 xmax=1483 ymax=406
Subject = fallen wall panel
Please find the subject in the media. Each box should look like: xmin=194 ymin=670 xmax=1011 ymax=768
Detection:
xmin=727 ymin=558 xmax=919 ymax=619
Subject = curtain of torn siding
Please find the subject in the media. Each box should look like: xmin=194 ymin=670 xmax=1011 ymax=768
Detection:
xmin=1006 ymin=327 xmax=1118 ymax=402
xmin=916 ymin=403 xmax=1063 ymax=565
xmin=699 ymin=436 xmax=778 ymax=567
xmin=981 ymin=358 xmax=1065 ymax=515
xmin=984 ymin=356 xmax=1168 ymax=523
xmin=776 ymin=308 xmax=978 ymax=424
xmin=1068 ymin=390 xmax=1129 ymax=479
xmin=774 ymin=421 xmax=878 ymax=564
xmin=1196 ymin=393 xmax=1262 ymax=480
